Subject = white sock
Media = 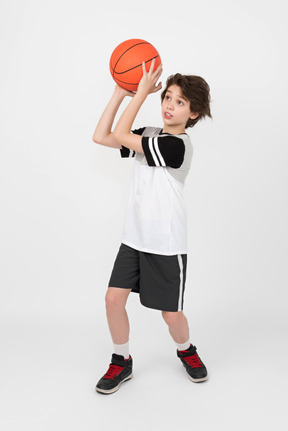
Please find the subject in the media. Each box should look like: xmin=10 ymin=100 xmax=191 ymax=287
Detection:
xmin=113 ymin=341 xmax=130 ymax=359
xmin=176 ymin=340 xmax=191 ymax=351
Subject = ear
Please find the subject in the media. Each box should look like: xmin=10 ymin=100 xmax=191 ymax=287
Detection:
xmin=190 ymin=112 xmax=199 ymax=120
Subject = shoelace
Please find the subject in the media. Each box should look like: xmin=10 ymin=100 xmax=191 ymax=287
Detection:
xmin=182 ymin=353 xmax=202 ymax=368
xmin=104 ymin=364 xmax=124 ymax=379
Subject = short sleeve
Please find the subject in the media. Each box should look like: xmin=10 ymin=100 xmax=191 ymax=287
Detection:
xmin=120 ymin=127 xmax=146 ymax=158
xmin=142 ymin=135 xmax=185 ymax=168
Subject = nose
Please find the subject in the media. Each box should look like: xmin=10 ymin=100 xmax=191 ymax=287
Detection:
xmin=167 ymin=100 xmax=174 ymax=110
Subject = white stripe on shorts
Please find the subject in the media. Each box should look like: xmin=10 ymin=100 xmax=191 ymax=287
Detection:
xmin=177 ymin=255 xmax=184 ymax=311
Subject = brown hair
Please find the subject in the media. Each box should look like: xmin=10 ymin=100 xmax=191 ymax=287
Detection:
xmin=161 ymin=73 xmax=212 ymax=128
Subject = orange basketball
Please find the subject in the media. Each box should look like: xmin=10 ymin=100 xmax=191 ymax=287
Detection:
xmin=109 ymin=39 xmax=161 ymax=92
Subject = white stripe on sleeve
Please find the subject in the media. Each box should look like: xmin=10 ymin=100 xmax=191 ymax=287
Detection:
xmin=148 ymin=137 xmax=160 ymax=166
xmin=153 ymin=137 xmax=166 ymax=166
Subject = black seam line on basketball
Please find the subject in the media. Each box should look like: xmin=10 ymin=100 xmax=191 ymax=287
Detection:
xmin=112 ymin=42 xmax=149 ymax=79
xmin=114 ymin=76 xmax=141 ymax=86
xmin=152 ymin=137 xmax=162 ymax=166
xmin=113 ymin=55 xmax=160 ymax=76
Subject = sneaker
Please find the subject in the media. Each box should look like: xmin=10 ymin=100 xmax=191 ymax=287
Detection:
xmin=177 ymin=344 xmax=208 ymax=382
xmin=95 ymin=354 xmax=133 ymax=394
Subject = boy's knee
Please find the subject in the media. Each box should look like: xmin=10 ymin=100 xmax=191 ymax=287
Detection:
xmin=162 ymin=310 xmax=183 ymax=326
xmin=105 ymin=287 xmax=128 ymax=310
xmin=105 ymin=289 xmax=119 ymax=309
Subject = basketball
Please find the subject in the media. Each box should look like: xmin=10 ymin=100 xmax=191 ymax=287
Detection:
xmin=109 ymin=39 xmax=161 ymax=92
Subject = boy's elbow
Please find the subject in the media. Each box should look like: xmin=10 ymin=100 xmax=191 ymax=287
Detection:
xmin=113 ymin=131 xmax=121 ymax=141
xmin=92 ymin=134 xmax=102 ymax=145
xmin=92 ymin=133 xmax=122 ymax=149
xmin=113 ymin=131 xmax=125 ymax=146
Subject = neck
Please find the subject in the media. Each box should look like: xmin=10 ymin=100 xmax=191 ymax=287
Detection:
xmin=162 ymin=125 xmax=186 ymax=135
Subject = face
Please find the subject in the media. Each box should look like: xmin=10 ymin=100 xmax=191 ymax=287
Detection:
xmin=161 ymin=84 xmax=198 ymax=134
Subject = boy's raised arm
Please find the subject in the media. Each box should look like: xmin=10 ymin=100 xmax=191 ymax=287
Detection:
xmin=113 ymin=60 xmax=163 ymax=154
xmin=92 ymin=86 xmax=133 ymax=149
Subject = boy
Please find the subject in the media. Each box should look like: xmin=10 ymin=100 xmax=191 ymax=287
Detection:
xmin=93 ymin=60 xmax=211 ymax=394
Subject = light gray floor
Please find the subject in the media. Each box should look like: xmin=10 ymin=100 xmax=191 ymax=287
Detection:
xmin=1 ymin=298 xmax=287 ymax=431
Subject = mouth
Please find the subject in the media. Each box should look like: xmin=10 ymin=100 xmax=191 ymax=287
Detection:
xmin=164 ymin=112 xmax=173 ymax=119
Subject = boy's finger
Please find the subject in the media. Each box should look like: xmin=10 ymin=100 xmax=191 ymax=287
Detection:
xmin=157 ymin=63 xmax=163 ymax=72
xmin=149 ymin=58 xmax=156 ymax=74
xmin=154 ymin=64 xmax=163 ymax=79
xmin=153 ymin=82 xmax=162 ymax=92
xmin=152 ymin=62 xmax=162 ymax=76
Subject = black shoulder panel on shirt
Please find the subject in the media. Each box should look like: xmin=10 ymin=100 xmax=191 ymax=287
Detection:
xmin=120 ymin=146 xmax=134 ymax=157
xmin=131 ymin=127 xmax=146 ymax=136
xmin=120 ymin=127 xmax=145 ymax=157
xmin=120 ymin=127 xmax=146 ymax=157
xmin=142 ymin=135 xmax=185 ymax=168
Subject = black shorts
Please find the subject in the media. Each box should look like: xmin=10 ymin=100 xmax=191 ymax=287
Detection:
xmin=108 ymin=243 xmax=187 ymax=312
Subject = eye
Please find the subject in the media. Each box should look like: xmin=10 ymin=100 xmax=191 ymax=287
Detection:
xmin=166 ymin=95 xmax=171 ymax=100
xmin=178 ymin=101 xmax=184 ymax=105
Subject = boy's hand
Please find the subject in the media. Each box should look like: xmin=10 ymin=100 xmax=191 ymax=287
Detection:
xmin=114 ymin=84 xmax=135 ymax=98
xmin=137 ymin=59 xmax=163 ymax=97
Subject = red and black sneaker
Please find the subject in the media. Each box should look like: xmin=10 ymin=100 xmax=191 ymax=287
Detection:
xmin=177 ymin=344 xmax=208 ymax=382
xmin=95 ymin=354 xmax=133 ymax=394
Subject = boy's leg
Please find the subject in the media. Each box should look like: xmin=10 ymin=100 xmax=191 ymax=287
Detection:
xmin=162 ymin=311 xmax=208 ymax=382
xmin=96 ymin=287 xmax=133 ymax=395
xmin=105 ymin=287 xmax=132 ymax=346
xmin=161 ymin=310 xmax=190 ymax=346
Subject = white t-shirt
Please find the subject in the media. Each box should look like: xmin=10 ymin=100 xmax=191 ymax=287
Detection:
xmin=120 ymin=127 xmax=193 ymax=256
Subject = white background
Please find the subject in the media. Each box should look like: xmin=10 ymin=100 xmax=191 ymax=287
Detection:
xmin=1 ymin=0 xmax=287 ymax=429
